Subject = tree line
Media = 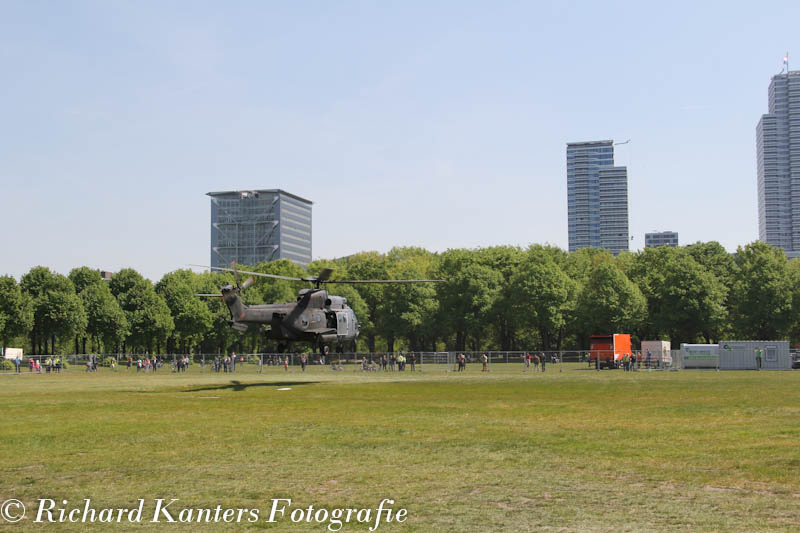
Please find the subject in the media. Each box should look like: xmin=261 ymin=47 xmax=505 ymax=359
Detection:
xmin=1 ymin=241 xmax=798 ymax=356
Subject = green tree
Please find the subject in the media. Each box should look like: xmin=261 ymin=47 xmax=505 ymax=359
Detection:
xmin=509 ymin=248 xmax=576 ymax=350
xmin=479 ymin=246 xmax=524 ymax=350
xmin=342 ymin=252 xmax=390 ymax=352
xmin=435 ymin=249 xmax=501 ymax=351
xmin=194 ymin=270 xmax=240 ymax=355
xmin=21 ymin=267 xmax=86 ymax=354
xmin=110 ymin=269 xmax=174 ymax=353
xmin=0 ymin=276 xmax=33 ymax=354
xmin=156 ymin=270 xmax=213 ymax=354
xmin=80 ymin=283 xmax=129 ymax=353
xmin=576 ymin=262 xmax=646 ymax=340
xmin=68 ymin=266 xmax=104 ymax=294
xmin=730 ymin=242 xmax=793 ymax=339
xmin=655 ymin=253 xmax=727 ymax=344
xmin=379 ymin=251 xmax=440 ymax=352
xmin=685 ymin=241 xmax=737 ymax=292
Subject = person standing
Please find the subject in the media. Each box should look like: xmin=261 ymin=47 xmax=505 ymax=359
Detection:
xmin=300 ymin=353 xmax=307 ymax=372
xmin=540 ymin=353 xmax=547 ymax=373
xmin=409 ymin=352 xmax=416 ymax=372
xmin=284 ymin=356 xmax=289 ymax=372
xmin=481 ymin=353 xmax=488 ymax=372
xmin=533 ymin=353 xmax=540 ymax=372
xmin=755 ymin=348 xmax=763 ymax=370
xmin=524 ymin=352 xmax=531 ymax=372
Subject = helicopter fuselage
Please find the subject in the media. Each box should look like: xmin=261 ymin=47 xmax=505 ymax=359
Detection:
xmin=223 ymin=287 xmax=359 ymax=349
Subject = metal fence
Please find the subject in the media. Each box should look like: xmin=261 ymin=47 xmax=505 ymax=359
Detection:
xmin=1 ymin=350 xmax=690 ymax=374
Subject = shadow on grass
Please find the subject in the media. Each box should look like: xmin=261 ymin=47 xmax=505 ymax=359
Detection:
xmin=181 ymin=380 xmax=319 ymax=393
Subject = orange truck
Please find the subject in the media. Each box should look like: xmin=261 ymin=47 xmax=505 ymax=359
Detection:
xmin=589 ymin=334 xmax=632 ymax=369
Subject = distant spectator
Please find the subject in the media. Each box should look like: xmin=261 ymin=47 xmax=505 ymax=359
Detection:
xmin=481 ymin=353 xmax=488 ymax=372
xmin=533 ymin=354 xmax=540 ymax=372
xmin=409 ymin=352 xmax=416 ymax=372
xmin=540 ymin=353 xmax=546 ymax=372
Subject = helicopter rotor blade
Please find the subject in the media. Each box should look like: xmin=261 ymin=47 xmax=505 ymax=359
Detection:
xmin=188 ymin=264 xmax=443 ymax=285
xmin=189 ymin=264 xmax=306 ymax=282
xmin=194 ymin=293 xmax=222 ymax=297
xmin=231 ymin=261 xmax=241 ymax=287
xmin=323 ymin=279 xmax=445 ymax=284
xmin=316 ymin=268 xmax=333 ymax=283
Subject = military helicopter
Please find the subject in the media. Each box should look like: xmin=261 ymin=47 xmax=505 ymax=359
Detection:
xmin=194 ymin=263 xmax=442 ymax=353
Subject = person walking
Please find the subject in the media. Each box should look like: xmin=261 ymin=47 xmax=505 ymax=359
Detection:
xmin=524 ymin=352 xmax=531 ymax=372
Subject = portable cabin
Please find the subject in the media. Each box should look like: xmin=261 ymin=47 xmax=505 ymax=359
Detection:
xmin=640 ymin=340 xmax=672 ymax=368
xmin=718 ymin=340 xmax=791 ymax=370
xmin=680 ymin=343 xmax=719 ymax=369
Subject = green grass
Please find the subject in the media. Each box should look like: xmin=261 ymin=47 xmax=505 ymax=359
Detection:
xmin=1 ymin=364 xmax=799 ymax=531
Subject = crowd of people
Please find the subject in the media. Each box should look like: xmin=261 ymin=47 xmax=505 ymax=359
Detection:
xmin=358 ymin=352 xmax=418 ymax=372
xmin=6 ymin=350 xmax=670 ymax=376
xmin=522 ymin=352 xmax=552 ymax=372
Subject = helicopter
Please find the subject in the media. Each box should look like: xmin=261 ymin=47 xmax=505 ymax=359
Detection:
xmin=194 ymin=263 xmax=443 ymax=354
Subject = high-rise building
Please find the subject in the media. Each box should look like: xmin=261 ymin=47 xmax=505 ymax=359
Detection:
xmin=567 ymin=140 xmax=629 ymax=255
xmin=757 ymin=71 xmax=800 ymax=257
xmin=645 ymin=231 xmax=679 ymax=248
xmin=208 ymin=189 xmax=312 ymax=268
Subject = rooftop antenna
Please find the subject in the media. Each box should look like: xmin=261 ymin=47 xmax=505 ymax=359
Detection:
xmin=784 ymin=52 xmax=789 ymax=74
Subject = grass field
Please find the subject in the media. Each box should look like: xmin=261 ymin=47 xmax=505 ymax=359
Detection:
xmin=1 ymin=363 xmax=799 ymax=532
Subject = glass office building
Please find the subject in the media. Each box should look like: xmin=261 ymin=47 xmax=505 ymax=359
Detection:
xmin=645 ymin=231 xmax=679 ymax=248
xmin=567 ymin=140 xmax=629 ymax=255
xmin=208 ymin=189 xmax=312 ymax=268
xmin=757 ymin=71 xmax=800 ymax=257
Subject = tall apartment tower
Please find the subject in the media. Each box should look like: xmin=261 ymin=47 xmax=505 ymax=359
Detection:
xmin=757 ymin=70 xmax=800 ymax=257
xmin=567 ymin=140 xmax=629 ymax=255
xmin=208 ymin=189 xmax=312 ymax=268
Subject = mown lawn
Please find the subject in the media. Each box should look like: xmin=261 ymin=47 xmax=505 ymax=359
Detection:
xmin=1 ymin=364 xmax=799 ymax=532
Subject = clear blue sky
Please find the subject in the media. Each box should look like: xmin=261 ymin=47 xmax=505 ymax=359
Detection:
xmin=1 ymin=1 xmax=798 ymax=280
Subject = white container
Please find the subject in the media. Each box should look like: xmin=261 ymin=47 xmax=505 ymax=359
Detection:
xmin=718 ymin=340 xmax=791 ymax=370
xmin=680 ymin=344 xmax=719 ymax=369
xmin=641 ymin=340 xmax=672 ymax=368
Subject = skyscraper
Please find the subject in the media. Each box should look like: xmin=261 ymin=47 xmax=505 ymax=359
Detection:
xmin=757 ymin=70 xmax=800 ymax=256
xmin=567 ymin=140 xmax=629 ymax=255
xmin=208 ymin=189 xmax=312 ymax=268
